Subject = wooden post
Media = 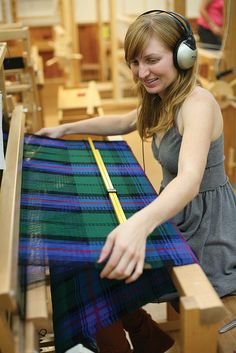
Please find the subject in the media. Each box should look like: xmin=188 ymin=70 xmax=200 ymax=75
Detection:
xmin=0 ymin=43 xmax=8 ymax=119
xmin=180 ymin=297 xmax=220 ymax=353
xmin=60 ymin=0 xmax=81 ymax=86
xmin=97 ymin=0 xmax=106 ymax=81
xmin=0 ymin=312 xmax=16 ymax=353
xmin=173 ymin=0 xmax=186 ymax=15
xmin=109 ymin=0 xmax=120 ymax=100
xmin=172 ymin=264 xmax=226 ymax=353
xmin=220 ymin=1 xmax=236 ymax=185
xmin=10 ymin=0 xmax=17 ymax=22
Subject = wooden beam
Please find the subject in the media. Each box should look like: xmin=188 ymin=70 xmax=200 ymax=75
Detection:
xmin=172 ymin=264 xmax=226 ymax=353
xmin=0 ymin=27 xmax=29 ymax=41
xmin=60 ymin=0 xmax=81 ymax=86
xmin=109 ymin=0 xmax=120 ymax=100
xmin=220 ymin=1 xmax=236 ymax=185
xmin=0 ymin=312 xmax=16 ymax=353
xmin=97 ymin=0 xmax=107 ymax=81
xmin=0 ymin=106 xmax=25 ymax=311
xmin=223 ymin=1 xmax=236 ymax=68
xmin=180 ymin=296 xmax=220 ymax=353
xmin=172 ymin=264 xmax=226 ymax=324
xmin=25 ymin=321 xmax=39 ymax=353
xmin=173 ymin=0 xmax=186 ymax=15
xmin=26 ymin=283 xmax=51 ymax=332
xmin=0 ymin=43 xmax=9 ymax=118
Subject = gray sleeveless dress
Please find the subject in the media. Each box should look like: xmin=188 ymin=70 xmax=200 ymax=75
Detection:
xmin=152 ymin=126 xmax=236 ymax=297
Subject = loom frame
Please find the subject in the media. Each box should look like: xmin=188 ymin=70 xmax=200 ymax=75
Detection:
xmin=0 ymin=106 xmax=50 ymax=352
xmin=0 ymin=107 xmax=226 ymax=352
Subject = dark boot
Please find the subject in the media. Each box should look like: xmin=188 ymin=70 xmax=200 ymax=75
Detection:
xmin=96 ymin=319 xmax=133 ymax=353
xmin=122 ymin=308 xmax=174 ymax=353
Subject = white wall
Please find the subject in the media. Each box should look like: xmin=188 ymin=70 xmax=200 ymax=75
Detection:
xmin=16 ymin=0 xmax=60 ymax=25
xmin=12 ymin=0 xmax=201 ymax=27
xmin=74 ymin=0 xmax=201 ymax=24
xmin=74 ymin=0 xmax=107 ymax=23
xmin=186 ymin=0 xmax=201 ymax=18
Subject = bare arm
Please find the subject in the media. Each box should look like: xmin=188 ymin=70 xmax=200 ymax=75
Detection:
xmin=136 ymin=91 xmax=217 ymax=229
xmin=35 ymin=109 xmax=137 ymax=138
xmin=99 ymin=88 xmax=223 ymax=283
xmin=199 ymin=0 xmax=223 ymax=36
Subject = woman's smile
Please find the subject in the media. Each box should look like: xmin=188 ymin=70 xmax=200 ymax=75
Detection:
xmin=143 ymin=77 xmax=159 ymax=88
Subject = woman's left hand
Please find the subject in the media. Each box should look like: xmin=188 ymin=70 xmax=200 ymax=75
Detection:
xmin=97 ymin=215 xmax=149 ymax=283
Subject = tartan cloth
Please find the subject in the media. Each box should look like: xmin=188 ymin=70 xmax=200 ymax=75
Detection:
xmin=19 ymin=134 xmax=198 ymax=353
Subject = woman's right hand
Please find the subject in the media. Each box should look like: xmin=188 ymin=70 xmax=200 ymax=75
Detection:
xmin=35 ymin=125 xmax=65 ymax=138
xmin=210 ymin=22 xmax=223 ymax=37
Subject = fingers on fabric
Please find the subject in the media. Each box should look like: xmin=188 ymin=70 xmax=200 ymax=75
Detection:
xmin=104 ymin=257 xmax=137 ymax=280
xmin=99 ymin=244 xmax=124 ymax=278
xmin=100 ymin=242 xmax=144 ymax=282
xmin=97 ymin=233 xmax=115 ymax=264
xmin=125 ymin=258 xmax=144 ymax=283
xmin=35 ymin=129 xmax=53 ymax=137
xmin=34 ymin=129 xmax=45 ymax=135
xmin=35 ymin=127 xmax=62 ymax=138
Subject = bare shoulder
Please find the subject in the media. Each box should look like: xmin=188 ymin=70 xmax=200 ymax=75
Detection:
xmin=180 ymin=86 xmax=223 ymax=140
xmin=185 ymin=85 xmax=218 ymax=107
xmin=181 ymin=85 xmax=222 ymax=119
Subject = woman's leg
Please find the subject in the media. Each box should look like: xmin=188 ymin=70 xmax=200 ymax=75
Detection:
xmin=96 ymin=319 xmax=132 ymax=353
xmin=122 ymin=308 xmax=174 ymax=353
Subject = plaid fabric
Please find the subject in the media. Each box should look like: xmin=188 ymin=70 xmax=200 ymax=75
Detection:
xmin=19 ymin=134 xmax=197 ymax=353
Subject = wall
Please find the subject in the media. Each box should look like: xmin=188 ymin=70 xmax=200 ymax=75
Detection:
xmin=74 ymin=0 xmax=201 ymax=24
xmin=7 ymin=0 xmax=201 ymax=26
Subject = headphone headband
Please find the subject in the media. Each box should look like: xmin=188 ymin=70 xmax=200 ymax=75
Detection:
xmin=139 ymin=9 xmax=192 ymax=37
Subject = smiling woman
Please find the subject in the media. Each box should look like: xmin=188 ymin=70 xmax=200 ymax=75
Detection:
xmin=36 ymin=9 xmax=236 ymax=353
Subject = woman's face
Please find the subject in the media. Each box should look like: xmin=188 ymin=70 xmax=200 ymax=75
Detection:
xmin=129 ymin=36 xmax=178 ymax=98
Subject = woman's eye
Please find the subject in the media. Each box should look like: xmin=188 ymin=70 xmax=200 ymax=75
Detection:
xmin=147 ymin=58 xmax=158 ymax=64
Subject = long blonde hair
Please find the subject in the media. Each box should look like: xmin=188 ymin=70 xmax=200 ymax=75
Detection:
xmin=124 ymin=12 xmax=198 ymax=139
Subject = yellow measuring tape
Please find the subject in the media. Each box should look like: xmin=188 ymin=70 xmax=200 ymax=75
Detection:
xmin=88 ymin=138 xmax=152 ymax=269
xmin=88 ymin=137 xmax=126 ymax=224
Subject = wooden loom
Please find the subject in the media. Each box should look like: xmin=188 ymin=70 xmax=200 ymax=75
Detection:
xmin=0 ymin=23 xmax=44 ymax=133
xmin=0 ymin=3 xmax=232 ymax=351
xmin=0 ymin=40 xmax=51 ymax=351
xmin=0 ymin=105 xmax=228 ymax=353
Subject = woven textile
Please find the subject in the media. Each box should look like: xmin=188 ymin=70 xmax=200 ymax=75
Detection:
xmin=19 ymin=135 xmax=197 ymax=352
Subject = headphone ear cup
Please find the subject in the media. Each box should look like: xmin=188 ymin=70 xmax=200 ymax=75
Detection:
xmin=174 ymin=37 xmax=197 ymax=70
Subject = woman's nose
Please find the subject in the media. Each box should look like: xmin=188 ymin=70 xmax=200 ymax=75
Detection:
xmin=138 ymin=63 xmax=149 ymax=78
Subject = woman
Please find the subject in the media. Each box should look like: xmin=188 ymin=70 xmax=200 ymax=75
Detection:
xmin=197 ymin=0 xmax=224 ymax=49
xmin=36 ymin=10 xmax=236 ymax=353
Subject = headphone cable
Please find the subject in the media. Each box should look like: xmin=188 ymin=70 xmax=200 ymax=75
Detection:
xmin=141 ymin=139 xmax=146 ymax=173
